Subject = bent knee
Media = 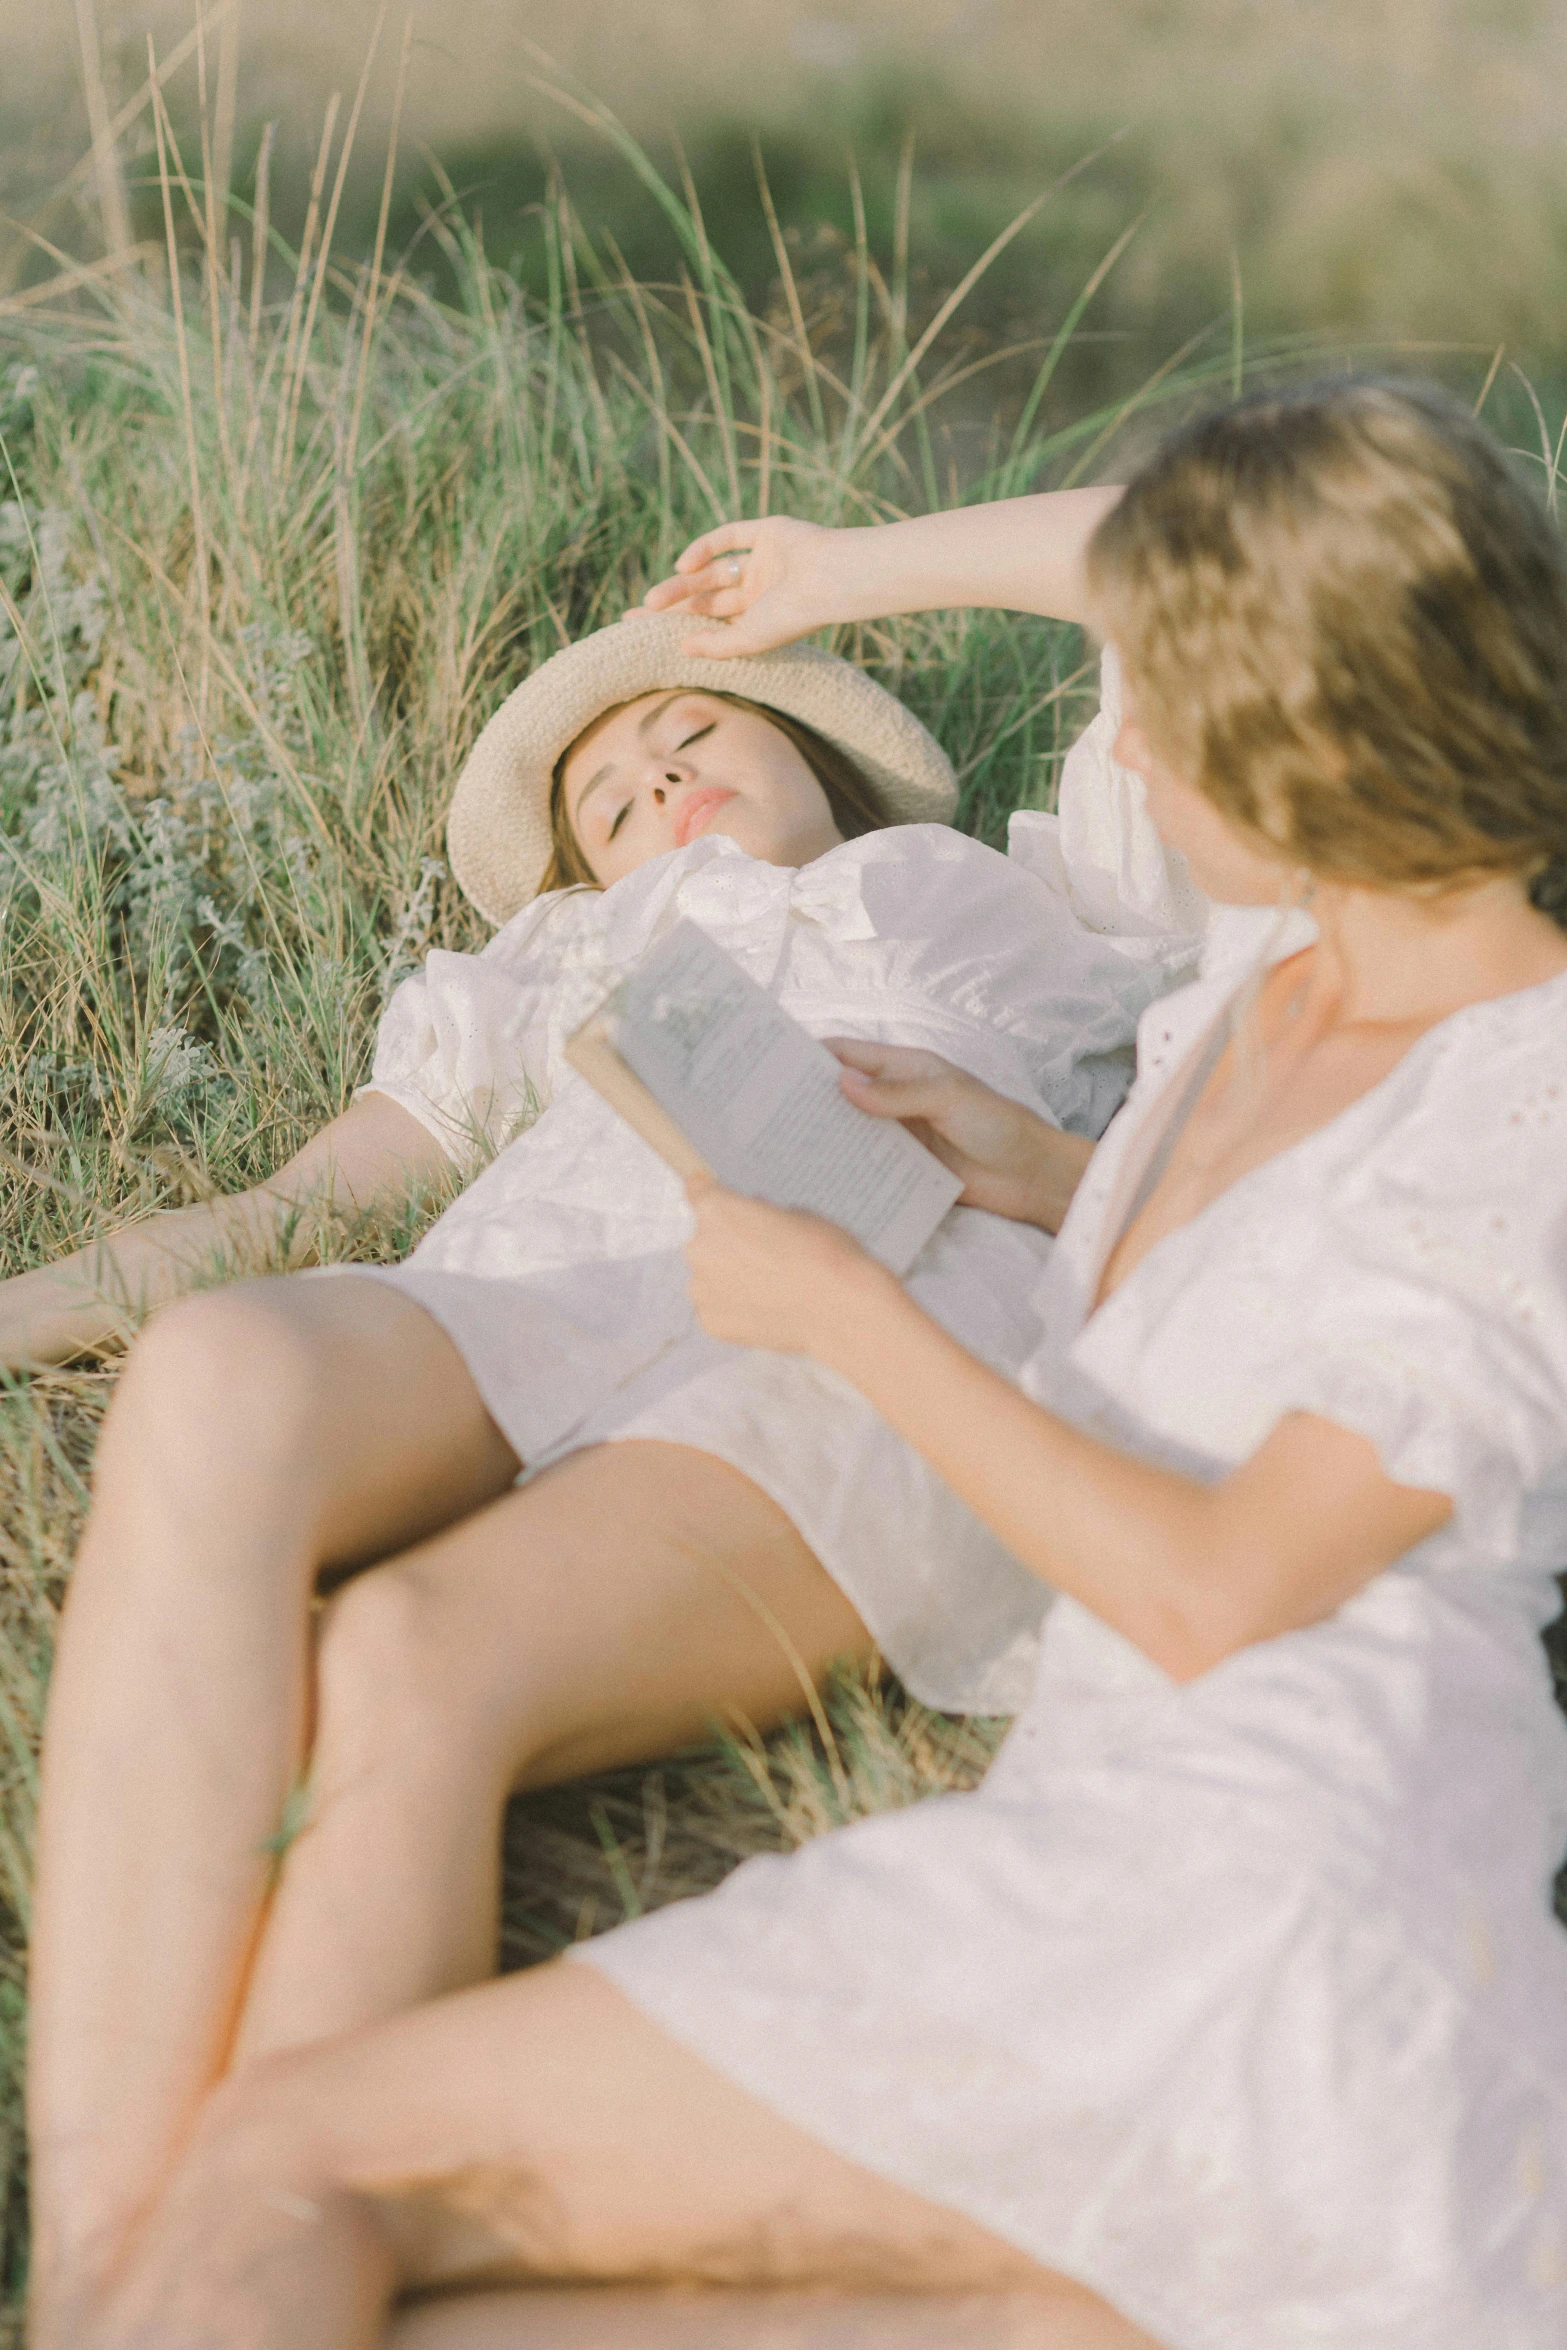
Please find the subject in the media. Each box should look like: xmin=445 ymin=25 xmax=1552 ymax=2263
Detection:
xmin=106 ymin=1283 xmax=335 ymax=1486
xmin=313 ymin=1564 xmax=480 ymax=1753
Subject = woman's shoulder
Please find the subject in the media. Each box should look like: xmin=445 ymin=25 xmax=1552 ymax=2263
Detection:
xmin=1346 ymin=963 xmax=1567 ymax=1245
xmin=1288 ymin=978 xmax=1567 ymax=1568
xmin=483 ymin=882 xmax=606 ymax=956
xmin=1133 ymin=919 xmax=1567 ymax=1127
xmin=456 ymin=883 xmax=610 ymax=988
xmin=1020 ymin=643 xmax=1211 ymax=966
xmin=377 ymin=886 xmax=609 ymax=1027
xmin=845 ymin=817 xmax=1154 ymax=920
xmin=1373 ymin=959 xmax=1567 ymax=1129
xmin=844 ymin=823 xmax=1187 ymax=994
xmin=1252 ymin=968 xmax=1567 ymax=1400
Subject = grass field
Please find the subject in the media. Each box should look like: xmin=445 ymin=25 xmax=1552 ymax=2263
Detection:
xmin=2 ymin=55 xmax=1567 ymax=2336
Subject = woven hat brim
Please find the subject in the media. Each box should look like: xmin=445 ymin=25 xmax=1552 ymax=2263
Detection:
xmin=445 ymin=610 xmax=957 ymax=925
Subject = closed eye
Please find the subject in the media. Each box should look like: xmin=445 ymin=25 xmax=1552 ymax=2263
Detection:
xmin=606 ymin=799 xmax=633 ymax=841
xmin=677 ymin=723 xmax=716 ymax=750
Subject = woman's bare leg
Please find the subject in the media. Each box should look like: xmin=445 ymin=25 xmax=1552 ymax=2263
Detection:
xmin=233 ymin=1440 xmax=869 ymax=2059
xmin=25 ymin=1276 xmax=520 ymax=2337
xmin=29 ymin=1279 xmax=869 ymax=2340
xmin=389 ymin=2286 xmax=1163 ymax=2350
xmin=90 ymin=1966 xmax=1163 ymax=2350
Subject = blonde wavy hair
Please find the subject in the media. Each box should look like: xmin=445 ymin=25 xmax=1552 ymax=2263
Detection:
xmin=1087 ymin=378 xmax=1567 ymax=925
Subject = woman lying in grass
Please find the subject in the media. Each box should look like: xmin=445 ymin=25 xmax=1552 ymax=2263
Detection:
xmin=76 ymin=378 xmax=1567 ymax=2350
xmin=16 ymin=516 xmax=1202 ymax=2346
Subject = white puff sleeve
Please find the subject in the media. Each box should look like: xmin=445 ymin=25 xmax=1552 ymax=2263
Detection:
xmin=361 ymin=888 xmax=605 ymax=1161
xmin=1008 ymin=645 xmax=1210 ymax=968
xmin=1276 ymin=1238 xmax=1567 ymax=1575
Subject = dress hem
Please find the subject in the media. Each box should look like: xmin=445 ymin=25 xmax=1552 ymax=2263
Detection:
xmin=317 ymin=1266 xmax=1038 ymax=1718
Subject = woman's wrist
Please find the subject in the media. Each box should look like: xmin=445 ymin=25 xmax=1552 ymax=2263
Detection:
xmin=1018 ymin=1128 xmax=1095 ymax=1234
xmin=0 ymin=1261 xmax=118 ymax=1369
xmin=0 ymin=1191 xmax=286 ymax=1371
xmin=809 ymin=1252 xmax=924 ymax=1385
xmin=953 ymin=1108 xmax=1093 ymax=1233
xmin=799 ymin=524 xmax=918 ymax=631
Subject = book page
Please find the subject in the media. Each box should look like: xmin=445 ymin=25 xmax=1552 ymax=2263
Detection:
xmin=567 ymin=921 xmax=963 ymax=1275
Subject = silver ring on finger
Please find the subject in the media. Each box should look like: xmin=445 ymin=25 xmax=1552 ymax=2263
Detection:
xmin=723 ymin=556 xmax=744 ymax=583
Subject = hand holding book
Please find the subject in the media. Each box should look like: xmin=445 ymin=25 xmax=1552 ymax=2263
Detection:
xmin=828 ymin=1040 xmax=1094 ymax=1234
xmin=565 ymin=922 xmax=963 ymax=1275
xmin=681 ymin=1171 xmax=898 ymax=1360
xmin=565 ymin=921 xmax=1097 ymax=1358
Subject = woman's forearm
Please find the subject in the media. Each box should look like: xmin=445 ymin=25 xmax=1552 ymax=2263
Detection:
xmin=0 ymin=1192 xmax=316 ymax=1367
xmin=0 ymin=1092 xmax=450 ymax=1369
xmin=824 ymin=490 xmax=1122 ymax=631
xmin=650 ymin=488 xmax=1125 ymax=653
xmin=827 ymin=1045 xmax=1096 ymax=1232
xmin=818 ymin=1272 xmax=1214 ymax=1671
xmin=810 ymin=1267 xmax=1446 ymax=1681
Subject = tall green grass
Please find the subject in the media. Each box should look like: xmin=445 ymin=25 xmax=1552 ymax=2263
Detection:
xmin=0 ymin=66 xmax=1560 ymax=2332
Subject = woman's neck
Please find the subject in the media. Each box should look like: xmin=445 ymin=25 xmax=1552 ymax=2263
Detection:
xmin=1293 ymin=872 xmax=1567 ymax=1032
xmin=1091 ymin=870 xmax=1567 ymax=1319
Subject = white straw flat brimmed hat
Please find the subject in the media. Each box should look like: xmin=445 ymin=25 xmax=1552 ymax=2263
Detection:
xmin=446 ymin=609 xmax=958 ymax=924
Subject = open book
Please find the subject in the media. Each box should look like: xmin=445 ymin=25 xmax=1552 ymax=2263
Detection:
xmin=565 ymin=920 xmax=964 ymax=1276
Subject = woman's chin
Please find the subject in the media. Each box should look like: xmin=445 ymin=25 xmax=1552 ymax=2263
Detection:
xmin=692 ymin=811 xmax=848 ymax=870
xmin=700 ymin=814 xmax=787 ymax=865
xmin=1177 ymin=847 xmax=1299 ymax=907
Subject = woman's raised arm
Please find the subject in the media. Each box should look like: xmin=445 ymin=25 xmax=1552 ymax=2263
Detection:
xmin=0 ymin=1091 xmax=448 ymax=1371
xmin=641 ymin=487 xmax=1123 ymax=658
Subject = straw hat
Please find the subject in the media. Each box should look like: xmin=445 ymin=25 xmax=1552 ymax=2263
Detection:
xmin=446 ymin=609 xmax=958 ymax=925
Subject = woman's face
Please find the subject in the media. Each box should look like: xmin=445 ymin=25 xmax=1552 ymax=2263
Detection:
xmin=559 ymin=691 xmax=845 ymax=887
xmin=1111 ymin=671 xmax=1297 ymax=906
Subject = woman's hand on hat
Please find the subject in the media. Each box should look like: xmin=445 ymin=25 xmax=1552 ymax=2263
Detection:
xmin=684 ymin=1176 xmax=894 ymax=1362
xmin=642 ymin=516 xmax=845 ymax=656
xmin=828 ymin=1042 xmax=1095 ymax=1234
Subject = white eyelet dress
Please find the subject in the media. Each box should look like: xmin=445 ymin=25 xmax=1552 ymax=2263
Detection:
xmin=577 ymin=910 xmax=1567 ymax=2349
xmin=351 ymin=809 xmax=1193 ymax=1713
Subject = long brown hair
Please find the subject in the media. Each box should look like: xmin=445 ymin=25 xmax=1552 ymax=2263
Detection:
xmin=1088 ymin=377 xmax=1567 ymax=926
xmin=538 ymin=692 xmax=891 ymax=895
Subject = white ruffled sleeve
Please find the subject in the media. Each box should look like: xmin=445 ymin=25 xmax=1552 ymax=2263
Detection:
xmin=1008 ymin=645 xmax=1210 ymax=969
xmin=361 ymin=888 xmax=605 ymax=1162
xmin=1277 ymin=1254 xmax=1567 ymax=1573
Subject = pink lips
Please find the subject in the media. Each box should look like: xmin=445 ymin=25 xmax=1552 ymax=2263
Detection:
xmin=672 ymin=786 xmax=737 ymax=848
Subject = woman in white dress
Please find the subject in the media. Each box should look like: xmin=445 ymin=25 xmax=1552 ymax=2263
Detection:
xmin=78 ymin=377 xmax=1567 ymax=2350
xmin=19 ymin=537 xmax=1191 ymax=2345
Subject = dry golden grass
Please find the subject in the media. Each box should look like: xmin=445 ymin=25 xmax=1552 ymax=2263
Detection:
xmin=500 ymin=1668 xmax=1006 ymax=1973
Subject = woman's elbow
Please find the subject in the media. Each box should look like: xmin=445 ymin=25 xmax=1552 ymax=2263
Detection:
xmin=1142 ymin=1541 xmax=1382 ymax=1683
xmin=1138 ymin=1607 xmax=1239 ymax=1686
xmin=1131 ymin=1525 xmax=1287 ymax=1683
